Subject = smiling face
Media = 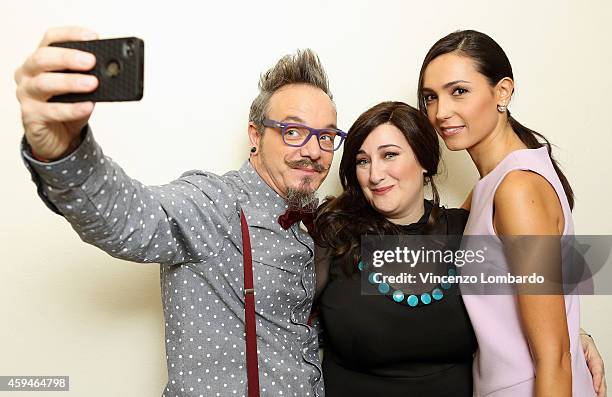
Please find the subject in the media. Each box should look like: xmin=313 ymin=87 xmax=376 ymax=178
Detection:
xmin=421 ymin=52 xmax=506 ymax=151
xmin=355 ymin=123 xmax=425 ymax=224
xmin=248 ymin=83 xmax=337 ymax=201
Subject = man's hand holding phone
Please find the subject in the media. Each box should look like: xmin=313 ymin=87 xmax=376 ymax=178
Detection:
xmin=15 ymin=27 xmax=100 ymax=161
xmin=15 ymin=27 xmax=144 ymax=162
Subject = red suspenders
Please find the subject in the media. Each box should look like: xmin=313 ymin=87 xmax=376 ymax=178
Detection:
xmin=240 ymin=209 xmax=261 ymax=397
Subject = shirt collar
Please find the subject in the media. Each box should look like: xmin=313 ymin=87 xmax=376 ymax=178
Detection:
xmin=238 ymin=160 xmax=289 ymax=217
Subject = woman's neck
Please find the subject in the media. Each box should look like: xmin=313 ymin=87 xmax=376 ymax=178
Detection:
xmin=385 ymin=199 xmax=426 ymax=226
xmin=467 ymin=121 xmax=526 ymax=178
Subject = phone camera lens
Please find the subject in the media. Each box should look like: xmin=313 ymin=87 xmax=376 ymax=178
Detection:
xmin=105 ymin=60 xmax=121 ymax=77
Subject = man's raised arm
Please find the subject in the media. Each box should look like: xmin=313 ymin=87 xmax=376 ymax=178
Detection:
xmin=16 ymin=27 xmax=237 ymax=265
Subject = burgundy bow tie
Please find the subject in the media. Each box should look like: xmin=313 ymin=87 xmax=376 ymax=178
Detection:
xmin=278 ymin=209 xmax=316 ymax=234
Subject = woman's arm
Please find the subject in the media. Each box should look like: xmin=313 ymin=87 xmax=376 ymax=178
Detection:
xmin=494 ymin=170 xmax=571 ymax=397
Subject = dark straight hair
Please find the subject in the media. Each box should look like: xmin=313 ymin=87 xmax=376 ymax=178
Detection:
xmin=417 ymin=30 xmax=574 ymax=209
xmin=315 ymin=101 xmax=442 ymax=275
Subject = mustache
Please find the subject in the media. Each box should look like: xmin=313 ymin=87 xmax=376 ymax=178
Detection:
xmin=286 ymin=159 xmax=327 ymax=172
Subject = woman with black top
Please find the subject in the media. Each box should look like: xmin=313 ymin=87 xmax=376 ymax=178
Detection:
xmin=313 ymin=101 xmax=476 ymax=396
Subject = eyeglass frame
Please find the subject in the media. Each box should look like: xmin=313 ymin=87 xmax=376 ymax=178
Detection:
xmin=261 ymin=119 xmax=347 ymax=152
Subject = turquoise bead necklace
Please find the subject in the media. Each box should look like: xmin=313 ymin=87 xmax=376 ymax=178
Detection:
xmin=357 ymin=260 xmax=457 ymax=307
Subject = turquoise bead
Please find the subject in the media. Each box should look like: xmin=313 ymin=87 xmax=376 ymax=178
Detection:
xmin=360 ymin=258 xmax=448 ymax=308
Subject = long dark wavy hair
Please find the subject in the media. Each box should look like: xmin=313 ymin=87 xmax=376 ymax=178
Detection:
xmin=314 ymin=101 xmax=442 ymax=275
xmin=417 ymin=30 xmax=574 ymax=209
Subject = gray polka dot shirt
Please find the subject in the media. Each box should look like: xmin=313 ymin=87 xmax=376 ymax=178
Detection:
xmin=22 ymin=128 xmax=324 ymax=397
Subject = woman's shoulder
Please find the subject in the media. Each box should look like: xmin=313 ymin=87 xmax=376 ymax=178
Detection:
xmin=493 ymin=170 xmax=564 ymax=234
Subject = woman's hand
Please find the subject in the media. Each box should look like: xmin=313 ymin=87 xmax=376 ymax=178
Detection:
xmin=581 ymin=331 xmax=607 ymax=397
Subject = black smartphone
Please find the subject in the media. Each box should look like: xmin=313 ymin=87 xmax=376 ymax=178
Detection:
xmin=49 ymin=37 xmax=144 ymax=102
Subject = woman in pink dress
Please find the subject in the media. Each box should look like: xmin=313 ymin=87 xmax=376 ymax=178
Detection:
xmin=418 ymin=30 xmax=597 ymax=396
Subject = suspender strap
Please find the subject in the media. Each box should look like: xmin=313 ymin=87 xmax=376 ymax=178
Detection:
xmin=240 ymin=209 xmax=260 ymax=397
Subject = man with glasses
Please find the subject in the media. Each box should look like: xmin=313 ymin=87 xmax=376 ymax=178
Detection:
xmin=16 ymin=27 xmax=345 ymax=396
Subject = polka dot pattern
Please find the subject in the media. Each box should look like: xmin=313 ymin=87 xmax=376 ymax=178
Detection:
xmin=23 ymin=129 xmax=324 ymax=396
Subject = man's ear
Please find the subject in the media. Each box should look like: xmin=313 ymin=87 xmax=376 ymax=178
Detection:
xmin=496 ymin=77 xmax=515 ymax=107
xmin=248 ymin=122 xmax=263 ymax=152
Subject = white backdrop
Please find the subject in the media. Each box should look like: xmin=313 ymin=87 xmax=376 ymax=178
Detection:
xmin=1 ymin=1 xmax=611 ymax=395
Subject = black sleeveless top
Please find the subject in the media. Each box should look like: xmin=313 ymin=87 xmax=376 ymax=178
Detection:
xmin=318 ymin=202 xmax=477 ymax=396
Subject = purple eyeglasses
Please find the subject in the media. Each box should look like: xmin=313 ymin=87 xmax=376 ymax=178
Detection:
xmin=262 ymin=119 xmax=347 ymax=152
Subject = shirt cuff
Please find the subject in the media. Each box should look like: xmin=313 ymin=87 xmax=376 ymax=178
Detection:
xmin=21 ymin=126 xmax=104 ymax=189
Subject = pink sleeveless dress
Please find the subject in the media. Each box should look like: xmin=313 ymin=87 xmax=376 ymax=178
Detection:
xmin=462 ymin=147 xmax=595 ymax=396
